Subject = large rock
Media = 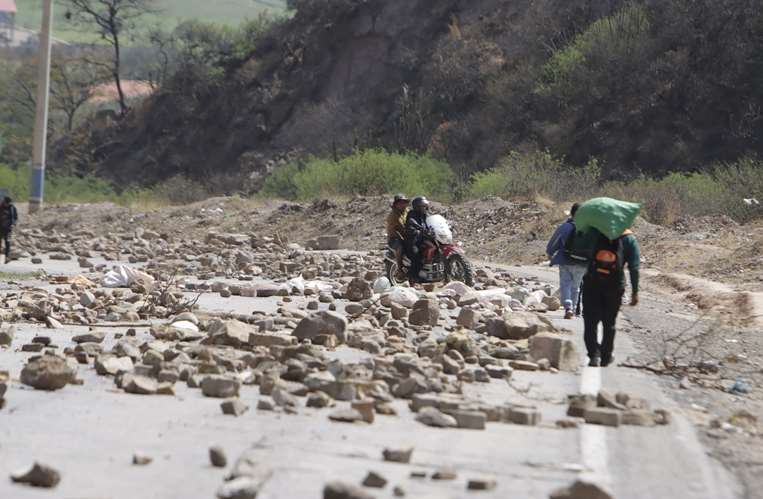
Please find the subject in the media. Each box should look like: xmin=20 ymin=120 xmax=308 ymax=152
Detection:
xmin=408 ymin=299 xmax=439 ymax=326
xmin=20 ymin=355 xmax=76 ymax=391
xmin=202 ymin=376 xmax=241 ymax=398
xmin=380 ymin=287 xmax=419 ymax=308
xmin=346 ymin=278 xmax=373 ymax=302
xmin=550 ymin=479 xmax=614 ymax=499
xmin=292 ymin=311 xmax=348 ymax=343
xmin=323 ymin=481 xmax=376 ymax=499
xmin=207 ymin=319 xmax=252 ymax=348
xmin=123 ymin=375 xmax=158 ymax=395
xmin=0 ymin=325 xmax=16 ymax=346
xmin=415 ymin=407 xmax=457 ymax=428
xmin=11 ymin=462 xmax=61 ymax=488
xmin=529 ymin=333 xmax=580 ymax=371
xmin=486 ymin=311 xmax=555 ymax=340
xmin=456 ymin=308 xmax=481 ymax=329
xmin=95 ymin=355 xmax=134 ymax=376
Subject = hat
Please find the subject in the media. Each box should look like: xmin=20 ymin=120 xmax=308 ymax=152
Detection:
xmin=392 ymin=194 xmax=409 ymax=206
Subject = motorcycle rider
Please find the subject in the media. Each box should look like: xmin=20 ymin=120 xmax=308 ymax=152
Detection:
xmin=405 ymin=196 xmax=432 ymax=280
xmin=386 ymin=194 xmax=410 ymax=274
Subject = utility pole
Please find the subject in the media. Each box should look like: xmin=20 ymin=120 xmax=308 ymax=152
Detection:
xmin=29 ymin=0 xmax=54 ymax=214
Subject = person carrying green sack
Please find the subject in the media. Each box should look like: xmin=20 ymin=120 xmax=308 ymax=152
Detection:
xmin=573 ymin=198 xmax=642 ymax=367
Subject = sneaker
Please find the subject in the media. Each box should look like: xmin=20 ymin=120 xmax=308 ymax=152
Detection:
xmin=564 ymin=309 xmax=574 ymax=320
xmin=588 ymin=356 xmax=601 ymax=367
xmin=600 ymin=355 xmax=615 ymax=367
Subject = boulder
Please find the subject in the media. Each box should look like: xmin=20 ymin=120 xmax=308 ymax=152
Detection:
xmin=408 ymin=299 xmax=439 ymax=326
xmin=292 ymin=311 xmax=348 ymax=343
xmin=207 ymin=319 xmax=252 ymax=348
xmin=201 ymin=376 xmax=241 ymax=398
xmin=0 ymin=325 xmax=16 ymax=346
xmin=486 ymin=311 xmax=555 ymax=340
xmin=95 ymin=355 xmax=134 ymax=376
xmin=324 ymin=481 xmax=376 ymax=499
xmin=346 ymin=278 xmax=373 ymax=302
xmin=456 ymin=308 xmax=481 ymax=329
xmin=529 ymin=333 xmax=580 ymax=371
xmin=20 ymin=355 xmax=76 ymax=391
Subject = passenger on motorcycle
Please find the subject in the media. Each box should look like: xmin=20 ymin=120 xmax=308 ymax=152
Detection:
xmin=386 ymin=194 xmax=410 ymax=273
xmin=405 ymin=196 xmax=432 ymax=280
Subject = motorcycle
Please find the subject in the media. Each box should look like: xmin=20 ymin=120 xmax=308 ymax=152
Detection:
xmin=384 ymin=214 xmax=474 ymax=287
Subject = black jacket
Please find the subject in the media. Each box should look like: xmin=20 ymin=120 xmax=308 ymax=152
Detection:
xmin=0 ymin=204 xmax=17 ymax=232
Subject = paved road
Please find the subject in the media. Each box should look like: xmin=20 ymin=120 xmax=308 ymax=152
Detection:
xmin=0 ymin=259 xmax=742 ymax=498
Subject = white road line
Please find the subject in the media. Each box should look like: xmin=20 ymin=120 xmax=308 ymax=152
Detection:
xmin=579 ymin=366 xmax=612 ymax=489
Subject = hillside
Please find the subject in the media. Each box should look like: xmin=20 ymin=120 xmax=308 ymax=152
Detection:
xmin=14 ymin=0 xmax=286 ymax=41
xmin=52 ymin=0 xmax=763 ymax=191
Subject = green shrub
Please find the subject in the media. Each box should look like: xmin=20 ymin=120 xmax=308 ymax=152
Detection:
xmin=262 ymin=149 xmax=455 ymax=201
xmin=603 ymin=159 xmax=763 ymax=224
xmin=468 ymin=150 xmax=601 ymax=201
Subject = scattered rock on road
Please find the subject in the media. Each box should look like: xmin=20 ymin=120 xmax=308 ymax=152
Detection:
xmin=210 ymin=446 xmax=228 ymax=468
xmin=324 ymin=481 xmax=376 ymax=499
xmin=20 ymin=355 xmax=76 ymax=391
xmin=11 ymin=462 xmax=61 ymax=488
xmin=550 ymin=479 xmax=614 ymax=499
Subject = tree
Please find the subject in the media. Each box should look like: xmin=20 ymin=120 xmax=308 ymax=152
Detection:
xmin=50 ymin=53 xmax=111 ymax=131
xmin=63 ymin=0 xmax=155 ymax=115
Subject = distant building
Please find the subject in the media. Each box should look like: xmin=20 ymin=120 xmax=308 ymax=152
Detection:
xmin=0 ymin=0 xmax=16 ymax=46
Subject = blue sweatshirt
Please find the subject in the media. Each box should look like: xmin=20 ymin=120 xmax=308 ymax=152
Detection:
xmin=546 ymin=219 xmax=583 ymax=267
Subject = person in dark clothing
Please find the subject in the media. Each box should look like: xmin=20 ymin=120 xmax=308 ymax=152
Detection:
xmin=582 ymin=228 xmax=640 ymax=367
xmin=0 ymin=197 xmax=18 ymax=262
xmin=404 ymin=196 xmax=431 ymax=281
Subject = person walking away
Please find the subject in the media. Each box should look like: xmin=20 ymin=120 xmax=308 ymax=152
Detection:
xmin=386 ymin=194 xmax=410 ymax=276
xmin=546 ymin=203 xmax=587 ymax=319
xmin=405 ymin=196 xmax=431 ymax=281
xmin=0 ymin=197 xmax=18 ymax=262
xmin=583 ymin=228 xmax=640 ymax=367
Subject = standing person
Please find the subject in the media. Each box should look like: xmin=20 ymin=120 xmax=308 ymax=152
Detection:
xmin=0 ymin=197 xmax=18 ymax=262
xmin=546 ymin=203 xmax=587 ymax=319
xmin=583 ymin=228 xmax=640 ymax=367
xmin=386 ymin=194 xmax=410 ymax=275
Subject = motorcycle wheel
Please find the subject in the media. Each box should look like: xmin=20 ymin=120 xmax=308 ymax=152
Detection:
xmin=385 ymin=260 xmax=406 ymax=287
xmin=446 ymin=254 xmax=475 ymax=287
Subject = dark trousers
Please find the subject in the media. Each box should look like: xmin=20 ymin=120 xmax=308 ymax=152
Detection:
xmin=0 ymin=230 xmax=10 ymax=259
xmin=583 ymin=279 xmax=624 ymax=361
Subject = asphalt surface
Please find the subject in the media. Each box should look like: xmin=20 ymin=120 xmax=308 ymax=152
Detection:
xmin=0 ymin=258 xmax=743 ymax=498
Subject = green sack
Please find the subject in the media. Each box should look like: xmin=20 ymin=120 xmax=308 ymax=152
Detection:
xmin=573 ymin=197 xmax=641 ymax=240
